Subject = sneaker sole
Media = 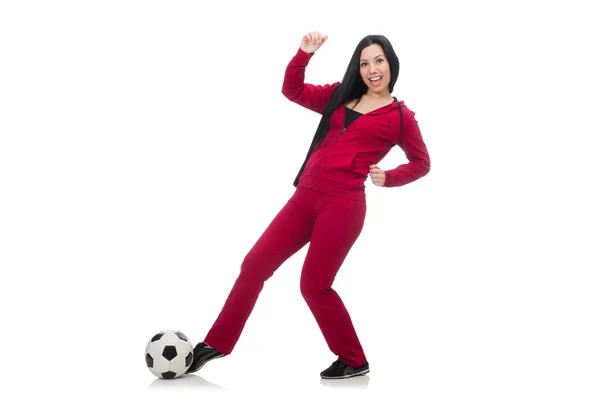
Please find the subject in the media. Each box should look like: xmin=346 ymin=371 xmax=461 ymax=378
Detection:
xmin=186 ymin=354 xmax=225 ymax=374
xmin=320 ymin=368 xmax=370 ymax=379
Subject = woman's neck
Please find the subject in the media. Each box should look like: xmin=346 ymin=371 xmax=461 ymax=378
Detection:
xmin=364 ymin=90 xmax=392 ymax=101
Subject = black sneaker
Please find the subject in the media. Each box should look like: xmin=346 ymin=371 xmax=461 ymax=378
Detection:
xmin=320 ymin=360 xmax=370 ymax=379
xmin=186 ymin=342 xmax=225 ymax=374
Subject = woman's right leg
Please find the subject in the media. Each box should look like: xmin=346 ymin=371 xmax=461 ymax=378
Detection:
xmin=203 ymin=189 xmax=314 ymax=354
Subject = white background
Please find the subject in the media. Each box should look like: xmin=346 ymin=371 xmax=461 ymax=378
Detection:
xmin=1 ymin=0 xmax=599 ymax=396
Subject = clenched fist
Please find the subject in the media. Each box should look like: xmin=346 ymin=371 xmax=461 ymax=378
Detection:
xmin=369 ymin=164 xmax=386 ymax=187
xmin=300 ymin=31 xmax=328 ymax=54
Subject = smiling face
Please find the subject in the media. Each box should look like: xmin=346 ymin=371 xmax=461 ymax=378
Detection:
xmin=359 ymin=44 xmax=391 ymax=96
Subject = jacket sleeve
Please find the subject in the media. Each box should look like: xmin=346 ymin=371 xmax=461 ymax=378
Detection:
xmin=281 ymin=47 xmax=340 ymax=114
xmin=384 ymin=106 xmax=431 ymax=187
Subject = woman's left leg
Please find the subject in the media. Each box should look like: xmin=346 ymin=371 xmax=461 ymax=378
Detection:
xmin=300 ymin=195 xmax=367 ymax=368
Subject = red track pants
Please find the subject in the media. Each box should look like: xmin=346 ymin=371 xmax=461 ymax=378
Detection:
xmin=204 ymin=186 xmax=368 ymax=367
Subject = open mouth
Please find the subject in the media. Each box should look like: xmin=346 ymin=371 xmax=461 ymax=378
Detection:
xmin=368 ymin=76 xmax=383 ymax=87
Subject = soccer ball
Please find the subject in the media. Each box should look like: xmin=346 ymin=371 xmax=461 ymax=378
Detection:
xmin=145 ymin=330 xmax=194 ymax=379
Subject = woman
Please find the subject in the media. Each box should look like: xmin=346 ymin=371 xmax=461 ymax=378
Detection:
xmin=187 ymin=31 xmax=430 ymax=379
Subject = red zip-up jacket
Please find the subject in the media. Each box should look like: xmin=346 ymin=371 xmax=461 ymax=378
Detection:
xmin=282 ymin=48 xmax=431 ymax=201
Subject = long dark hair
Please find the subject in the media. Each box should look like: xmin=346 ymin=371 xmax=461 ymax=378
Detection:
xmin=293 ymin=34 xmax=400 ymax=186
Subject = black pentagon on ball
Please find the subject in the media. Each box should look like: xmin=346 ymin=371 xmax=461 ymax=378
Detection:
xmin=162 ymin=371 xmax=177 ymax=379
xmin=185 ymin=352 xmax=193 ymax=367
xmin=151 ymin=332 xmax=164 ymax=342
xmin=162 ymin=345 xmax=178 ymax=361
xmin=145 ymin=353 xmax=153 ymax=368
xmin=175 ymin=331 xmax=188 ymax=341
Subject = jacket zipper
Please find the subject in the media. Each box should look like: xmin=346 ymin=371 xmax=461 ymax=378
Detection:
xmin=314 ymin=127 xmax=346 ymax=190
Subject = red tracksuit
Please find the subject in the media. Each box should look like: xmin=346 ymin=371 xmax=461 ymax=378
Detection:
xmin=204 ymin=48 xmax=430 ymax=367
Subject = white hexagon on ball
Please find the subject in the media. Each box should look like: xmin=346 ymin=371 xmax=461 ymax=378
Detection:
xmin=145 ymin=330 xmax=193 ymax=379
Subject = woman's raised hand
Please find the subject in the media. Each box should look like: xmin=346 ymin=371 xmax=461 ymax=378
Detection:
xmin=300 ymin=31 xmax=328 ymax=54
